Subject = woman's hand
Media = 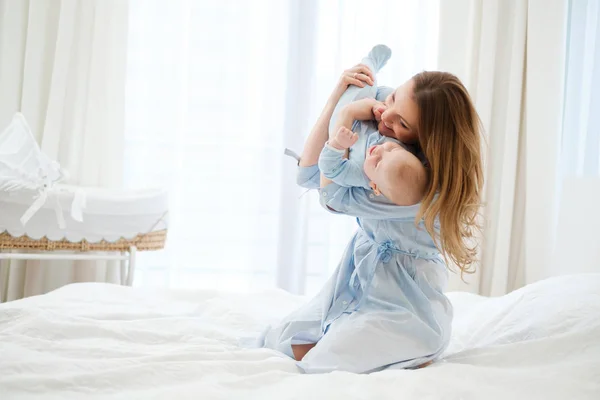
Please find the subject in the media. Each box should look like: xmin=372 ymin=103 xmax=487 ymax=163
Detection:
xmin=329 ymin=64 xmax=375 ymax=101
xmin=338 ymin=64 xmax=375 ymax=89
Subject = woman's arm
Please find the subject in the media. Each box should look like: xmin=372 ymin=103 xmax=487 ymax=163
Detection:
xmin=319 ymin=182 xmax=422 ymax=220
xmin=299 ymin=65 xmax=374 ymax=168
xmin=300 ymin=94 xmax=340 ymax=168
xmin=320 ymin=98 xmax=381 ymax=187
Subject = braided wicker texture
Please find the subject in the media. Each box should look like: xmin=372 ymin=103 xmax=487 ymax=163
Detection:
xmin=0 ymin=230 xmax=167 ymax=252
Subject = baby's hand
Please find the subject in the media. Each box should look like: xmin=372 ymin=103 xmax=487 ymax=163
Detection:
xmin=372 ymin=102 xmax=387 ymax=122
xmin=330 ymin=127 xmax=358 ymax=150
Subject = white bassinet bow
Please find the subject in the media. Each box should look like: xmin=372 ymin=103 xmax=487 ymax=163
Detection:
xmin=0 ymin=113 xmax=77 ymax=228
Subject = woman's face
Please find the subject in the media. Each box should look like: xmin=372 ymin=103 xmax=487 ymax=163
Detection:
xmin=378 ymin=79 xmax=419 ymax=144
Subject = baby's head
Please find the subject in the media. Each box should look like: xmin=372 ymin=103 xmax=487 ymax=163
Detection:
xmin=363 ymin=141 xmax=427 ymax=205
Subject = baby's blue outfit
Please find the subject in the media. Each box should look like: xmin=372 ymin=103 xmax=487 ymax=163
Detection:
xmin=314 ymin=44 xmax=422 ymax=190
xmin=319 ymin=131 xmax=398 ymax=189
xmin=252 ymin=45 xmax=453 ymax=374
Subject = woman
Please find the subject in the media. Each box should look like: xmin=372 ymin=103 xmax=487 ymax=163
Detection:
xmin=260 ymin=63 xmax=483 ymax=374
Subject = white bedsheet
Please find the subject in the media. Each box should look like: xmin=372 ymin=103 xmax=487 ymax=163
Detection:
xmin=1 ymin=274 xmax=599 ymax=400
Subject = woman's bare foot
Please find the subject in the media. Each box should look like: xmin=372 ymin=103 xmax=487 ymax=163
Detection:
xmin=291 ymin=343 xmax=316 ymax=361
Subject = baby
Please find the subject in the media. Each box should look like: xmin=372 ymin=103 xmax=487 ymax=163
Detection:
xmin=321 ymin=127 xmax=424 ymax=202
xmin=318 ymin=45 xmax=426 ymax=204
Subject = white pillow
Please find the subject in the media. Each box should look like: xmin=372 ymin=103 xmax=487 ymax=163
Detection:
xmin=447 ymin=274 xmax=600 ymax=353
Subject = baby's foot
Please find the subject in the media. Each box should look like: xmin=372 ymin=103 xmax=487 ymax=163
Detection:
xmin=362 ymin=44 xmax=392 ymax=73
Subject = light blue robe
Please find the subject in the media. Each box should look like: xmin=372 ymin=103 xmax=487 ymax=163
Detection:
xmin=253 ymin=45 xmax=452 ymax=374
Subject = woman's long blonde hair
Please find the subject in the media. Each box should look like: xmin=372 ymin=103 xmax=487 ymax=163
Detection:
xmin=412 ymin=71 xmax=483 ymax=275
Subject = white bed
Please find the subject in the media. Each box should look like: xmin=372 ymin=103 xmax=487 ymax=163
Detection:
xmin=1 ymin=274 xmax=599 ymax=400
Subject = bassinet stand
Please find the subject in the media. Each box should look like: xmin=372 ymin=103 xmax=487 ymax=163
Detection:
xmin=0 ymin=230 xmax=167 ymax=286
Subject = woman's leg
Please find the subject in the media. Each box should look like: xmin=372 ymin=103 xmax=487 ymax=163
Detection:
xmin=297 ymin=311 xmax=443 ymax=373
xmin=292 ymin=343 xmax=316 ymax=361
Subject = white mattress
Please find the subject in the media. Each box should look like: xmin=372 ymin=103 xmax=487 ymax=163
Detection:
xmin=0 ymin=184 xmax=169 ymax=242
xmin=1 ymin=274 xmax=599 ymax=399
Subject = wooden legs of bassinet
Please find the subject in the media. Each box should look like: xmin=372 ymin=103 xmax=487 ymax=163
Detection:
xmin=127 ymin=246 xmax=137 ymax=286
xmin=0 ymin=247 xmax=138 ymax=287
xmin=120 ymin=246 xmax=137 ymax=286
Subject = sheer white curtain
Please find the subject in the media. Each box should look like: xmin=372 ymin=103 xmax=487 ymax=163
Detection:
xmin=125 ymin=0 xmax=439 ymax=295
xmin=438 ymin=0 xmax=600 ymax=295
xmin=437 ymin=0 xmax=585 ymax=295
xmin=561 ymin=0 xmax=600 ymax=178
xmin=0 ymin=0 xmax=129 ymax=301
xmin=552 ymin=0 xmax=600 ymax=277
xmin=437 ymin=0 xmax=529 ymax=295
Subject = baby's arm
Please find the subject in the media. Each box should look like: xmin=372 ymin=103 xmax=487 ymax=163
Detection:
xmin=318 ymin=151 xmax=428 ymax=219
xmin=318 ymin=126 xmax=372 ymax=189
